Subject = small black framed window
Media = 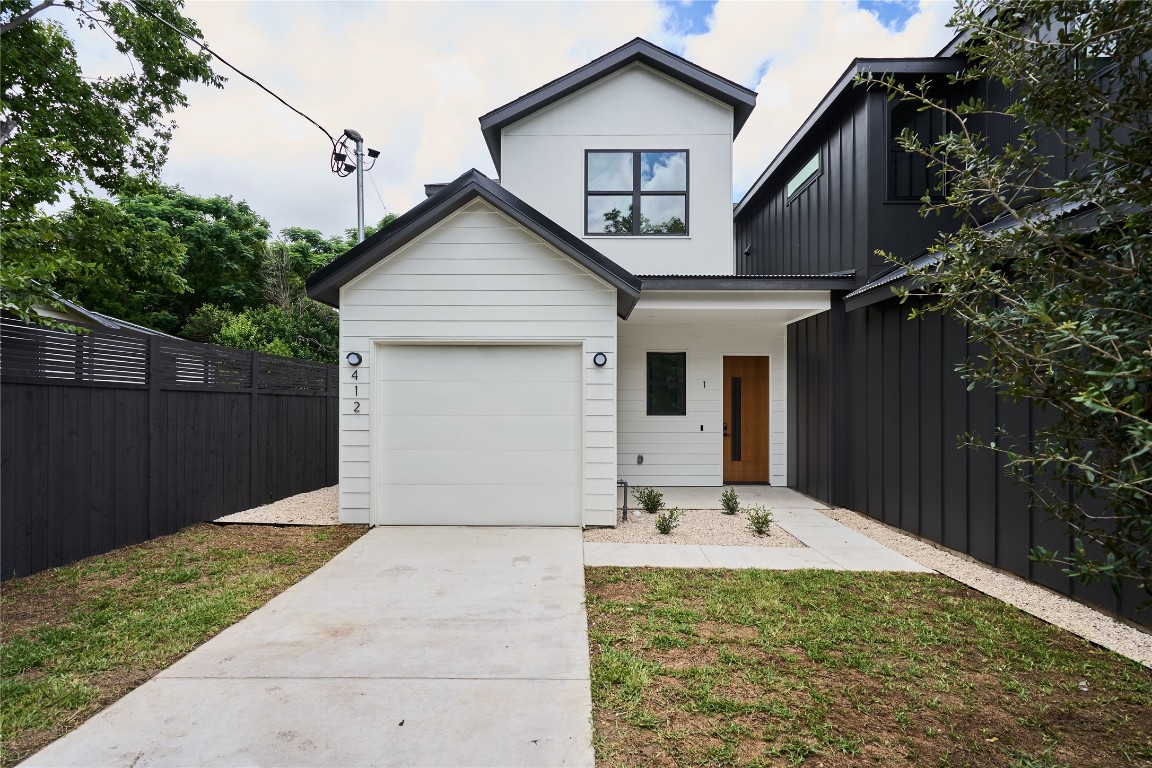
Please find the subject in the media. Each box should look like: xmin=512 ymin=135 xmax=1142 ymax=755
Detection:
xmin=888 ymin=99 xmax=949 ymax=200
xmin=586 ymin=150 xmax=688 ymax=235
xmin=647 ymin=352 xmax=686 ymax=416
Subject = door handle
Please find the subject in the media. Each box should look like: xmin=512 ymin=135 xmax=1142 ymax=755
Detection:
xmin=723 ymin=422 xmax=729 ymax=436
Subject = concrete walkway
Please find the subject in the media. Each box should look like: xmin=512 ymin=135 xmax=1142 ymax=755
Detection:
xmin=586 ymin=486 xmax=932 ymax=572
xmin=22 ymin=528 xmax=593 ymax=768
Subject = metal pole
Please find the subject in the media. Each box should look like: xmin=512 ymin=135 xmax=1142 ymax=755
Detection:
xmin=354 ymin=135 xmax=365 ymax=244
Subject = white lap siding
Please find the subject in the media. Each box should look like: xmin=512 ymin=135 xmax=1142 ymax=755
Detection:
xmin=616 ymin=322 xmax=787 ymax=486
xmin=337 ymin=200 xmax=618 ymax=526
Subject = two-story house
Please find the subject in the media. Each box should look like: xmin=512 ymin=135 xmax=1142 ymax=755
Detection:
xmin=307 ymin=38 xmax=855 ymax=528
xmin=306 ymin=34 xmax=1145 ymax=624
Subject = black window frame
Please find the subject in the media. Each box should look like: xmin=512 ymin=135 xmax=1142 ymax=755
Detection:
xmin=584 ymin=149 xmax=689 ymax=236
xmin=886 ymin=95 xmax=951 ymax=202
xmin=646 ymin=351 xmax=687 ymax=416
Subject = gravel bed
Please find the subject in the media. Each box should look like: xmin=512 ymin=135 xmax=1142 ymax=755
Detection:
xmin=583 ymin=508 xmax=805 ymax=548
xmin=215 ymin=485 xmax=339 ymax=525
xmin=823 ymin=507 xmax=1152 ymax=668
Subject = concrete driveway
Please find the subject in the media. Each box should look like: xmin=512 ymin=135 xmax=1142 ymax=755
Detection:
xmin=22 ymin=528 xmax=593 ymax=768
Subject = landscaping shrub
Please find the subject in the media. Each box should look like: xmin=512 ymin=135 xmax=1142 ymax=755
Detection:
xmin=746 ymin=506 xmax=774 ymax=536
xmin=631 ymin=486 xmax=664 ymax=515
xmin=655 ymin=508 xmax=681 ymax=535
xmin=720 ymin=487 xmax=740 ymax=515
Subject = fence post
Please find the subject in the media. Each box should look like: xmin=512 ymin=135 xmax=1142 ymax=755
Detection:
xmin=147 ymin=336 xmax=162 ymax=538
xmin=250 ymin=351 xmax=261 ymax=508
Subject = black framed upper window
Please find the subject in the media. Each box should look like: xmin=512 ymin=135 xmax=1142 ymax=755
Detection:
xmin=586 ymin=150 xmax=688 ymax=236
xmin=647 ymin=352 xmax=686 ymax=416
xmin=888 ymin=100 xmax=948 ymax=200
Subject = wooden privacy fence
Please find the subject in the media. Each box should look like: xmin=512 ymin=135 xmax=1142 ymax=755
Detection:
xmin=1 ymin=317 xmax=338 ymax=580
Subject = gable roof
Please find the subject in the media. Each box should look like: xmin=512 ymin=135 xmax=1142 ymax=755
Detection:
xmin=478 ymin=37 xmax=758 ymax=171
xmin=306 ymin=169 xmax=643 ymax=318
xmin=733 ymin=57 xmax=964 ymax=217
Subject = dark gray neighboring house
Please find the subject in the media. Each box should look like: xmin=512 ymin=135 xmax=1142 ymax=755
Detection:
xmin=735 ymin=48 xmax=1148 ymax=625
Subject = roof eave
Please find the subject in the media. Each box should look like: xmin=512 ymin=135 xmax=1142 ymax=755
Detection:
xmin=306 ymin=171 xmax=642 ymax=319
xmin=479 ymin=38 xmax=756 ymax=172
xmin=733 ymin=57 xmax=965 ymax=217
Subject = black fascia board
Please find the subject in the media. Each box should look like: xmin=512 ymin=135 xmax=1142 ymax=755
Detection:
xmin=479 ymin=37 xmax=757 ymax=171
xmin=640 ymin=275 xmax=857 ymax=291
xmin=306 ymin=169 xmax=643 ymax=319
xmin=733 ymin=57 xmax=965 ymax=218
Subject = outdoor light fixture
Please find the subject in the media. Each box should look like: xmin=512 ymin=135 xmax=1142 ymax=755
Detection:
xmin=593 ymin=352 xmax=608 ymax=367
xmin=346 ymin=352 xmax=363 ymax=366
xmin=367 ymin=148 xmax=381 ymax=159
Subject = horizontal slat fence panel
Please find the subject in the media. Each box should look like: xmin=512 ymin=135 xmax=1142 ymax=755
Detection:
xmin=1 ymin=317 xmax=338 ymax=579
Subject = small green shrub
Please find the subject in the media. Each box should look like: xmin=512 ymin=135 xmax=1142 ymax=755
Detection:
xmin=746 ymin=506 xmax=774 ymax=536
xmin=720 ymin=487 xmax=740 ymax=515
xmin=632 ymin=486 xmax=664 ymax=514
xmin=655 ymin=508 xmax=681 ymax=535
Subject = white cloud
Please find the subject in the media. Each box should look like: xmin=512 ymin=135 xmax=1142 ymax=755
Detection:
xmin=152 ymin=0 xmax=956 ymax=235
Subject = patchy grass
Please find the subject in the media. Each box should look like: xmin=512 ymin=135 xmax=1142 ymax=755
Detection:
xmin=0 ymin=523 xmax=366 ymax=767
xmin=586 ymin=568 xmax=1152 ymax=767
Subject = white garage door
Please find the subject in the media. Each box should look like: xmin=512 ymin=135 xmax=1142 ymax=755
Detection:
xmin=376 ymin=345 xmax=582 ymax=525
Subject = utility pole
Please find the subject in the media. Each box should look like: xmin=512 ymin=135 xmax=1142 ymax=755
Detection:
xmin=330 ymin=129 xmax=379 ymax=244
xmin=343 ymin=128 xmax=366 ymax=244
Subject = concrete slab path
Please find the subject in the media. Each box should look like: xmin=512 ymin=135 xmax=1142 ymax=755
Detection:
xmin=590 ymin=487 xmax=932 ymax=572
xmin=22 ymin=528 xmax=594 ymax=768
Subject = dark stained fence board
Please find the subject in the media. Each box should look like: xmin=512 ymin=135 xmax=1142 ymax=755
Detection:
xmin=1 ymin=318 xmax=338 ymax=580
xmin=787 ymin=302 xmax=1147 ymax=626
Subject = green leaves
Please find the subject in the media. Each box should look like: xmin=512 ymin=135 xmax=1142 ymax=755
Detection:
xmin=1 ymin=0 xmax=223 ymax=318
xmin=869 ymin=0 xmax=1152 ymax=599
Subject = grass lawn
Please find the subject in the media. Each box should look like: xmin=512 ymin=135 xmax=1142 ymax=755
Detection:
xmin=0 ymin=523 xmax=366 ymax=767
xmin=587 ymin=568 xmax=1152 ymax=768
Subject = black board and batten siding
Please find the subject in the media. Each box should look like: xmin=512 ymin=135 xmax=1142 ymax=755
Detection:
xmin=1 ymin=318 xmax=338 ymax=580
xmin=787 ymin=303 xmax=1149 ymax=626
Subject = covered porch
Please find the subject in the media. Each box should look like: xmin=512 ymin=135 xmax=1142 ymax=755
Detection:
xmin=615 ymin=288 xmax=831 ymax=489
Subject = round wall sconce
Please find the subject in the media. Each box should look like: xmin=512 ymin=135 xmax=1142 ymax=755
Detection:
xmin=346 ymin=352 xmax=363 ymax=366
xmin=593 ymin=352 xmax=608 ymax=367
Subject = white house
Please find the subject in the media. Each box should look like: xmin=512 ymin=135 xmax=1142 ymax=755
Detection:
xmin=307 ymin=39 xmax=844 ymax=527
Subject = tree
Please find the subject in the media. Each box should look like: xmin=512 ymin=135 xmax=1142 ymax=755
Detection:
xmin=51 ymin=194 xmax=189 ymax=330
xmin=863 ymin=0 xmax=1152 ymax=597
xmin=0 ymin=0 xmax=222 ymax=319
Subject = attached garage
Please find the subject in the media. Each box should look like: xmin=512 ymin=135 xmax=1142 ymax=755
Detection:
xmin=376 ymin=344 xmax=582 ymax=525
xmin=306 ymin=171 xmax=641 ymax=528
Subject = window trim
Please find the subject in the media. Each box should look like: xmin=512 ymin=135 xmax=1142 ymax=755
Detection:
xmin=785 ymin=152 xmax=820 ymax=203
xmin=584 ymin=149 xmax=689 ymax=236
xmin=646 ymin=351 xmax=687 ymax=416
xmin=886 ymin=96 xmax=950 ymax=202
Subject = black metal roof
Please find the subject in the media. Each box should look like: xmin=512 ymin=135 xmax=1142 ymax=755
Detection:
xmin=842 ymin=198 xmax=1098 ymax=312
xmin=306 ymin=169 xmax=643 ymax=319
xmin=733 ymin=57 xmax=964 ymax=217
xmin=478 ymin=37 xmax=757 ymax=172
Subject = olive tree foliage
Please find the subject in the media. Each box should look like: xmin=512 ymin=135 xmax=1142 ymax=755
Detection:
xmin=0 ymin=0 xmax=222 ymax=319
xmin=861 ymin=0 xmax=1152 ymax=596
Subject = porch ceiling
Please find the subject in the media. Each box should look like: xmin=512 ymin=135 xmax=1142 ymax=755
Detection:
xmin=623 ymin=290 xmax=829 ymax=325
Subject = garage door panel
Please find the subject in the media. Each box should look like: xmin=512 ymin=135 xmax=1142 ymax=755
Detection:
xmin=378 ymin=345 xmax=581 ymax=382
xmin=379 ymin=415 xmax=580 ymax=452
xmin=379 ymin=381 xmax=581 ymax=417
xmin=376 ymin=344 xmax=583 ymax=526
xmin=380 ymin=449 xmax=580 ymax=486
xmin=381 ymin=484 xmax=580 ymax=526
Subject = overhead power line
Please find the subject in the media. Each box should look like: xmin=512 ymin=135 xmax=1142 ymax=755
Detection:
xmin=118 ymin=0 xmax=336 ymax=145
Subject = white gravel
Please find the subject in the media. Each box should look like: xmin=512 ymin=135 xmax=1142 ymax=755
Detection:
xmin=583 ymin=508 xmax=805 ymax=548
xmin=214 ymin=485 xmax=340 ymax=525
xmin=822 ymin=507 xmax=1152 ymax=668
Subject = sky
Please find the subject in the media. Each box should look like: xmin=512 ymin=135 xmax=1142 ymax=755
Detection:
xmin=63 ymin=0 xmax=959 ymax=238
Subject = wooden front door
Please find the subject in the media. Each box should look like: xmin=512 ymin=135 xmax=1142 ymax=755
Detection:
xmin=723 ymin=356 xmax=770 ymax=483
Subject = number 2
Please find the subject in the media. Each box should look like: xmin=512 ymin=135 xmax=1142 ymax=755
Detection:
xmin=353 ymin=401 xmax=361 ymax=413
